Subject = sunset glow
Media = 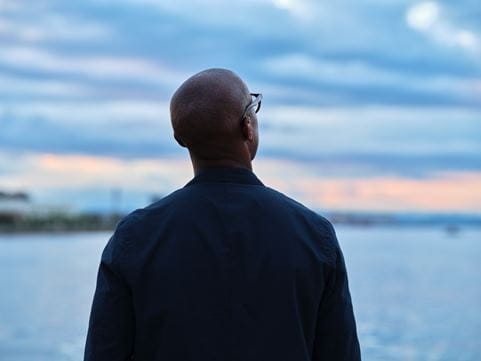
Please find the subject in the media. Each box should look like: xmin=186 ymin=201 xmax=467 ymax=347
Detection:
xmin=1 ymin=152 xmax=479 ymax=213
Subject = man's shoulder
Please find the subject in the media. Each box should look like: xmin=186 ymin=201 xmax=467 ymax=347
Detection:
xmin=115 ymin=188 xmax=187 ymax=229
xmin=258 ymin=186 xmax=340 ymax=265
xmin=262 ymin=186 xmax=334 ymax=227
xmin=109 ymin=184 xmax=339 ymax=270
xmin=114 ymin=184 xmax=336 ymax=245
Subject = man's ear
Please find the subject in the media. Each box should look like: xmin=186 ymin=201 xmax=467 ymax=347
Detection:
xmin=241 ymin=115 xmax=254 ymax=141
xmin=174 ymin=133 xmax=186 ymax=147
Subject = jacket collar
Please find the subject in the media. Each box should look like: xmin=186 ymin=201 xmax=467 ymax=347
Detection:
xmin=183 ymin=166 xmax=265 ymax=187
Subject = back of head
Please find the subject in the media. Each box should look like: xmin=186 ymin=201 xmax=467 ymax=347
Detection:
xmin=170 ymin=68 xmax=251 ymax=159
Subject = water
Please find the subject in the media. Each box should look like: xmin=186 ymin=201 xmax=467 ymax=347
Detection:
xmin=0 ymin=226 xmax=480 ymax=361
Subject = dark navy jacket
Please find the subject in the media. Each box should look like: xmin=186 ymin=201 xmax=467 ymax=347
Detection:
xmin=84 ymin=166 xmax=361 ymax=361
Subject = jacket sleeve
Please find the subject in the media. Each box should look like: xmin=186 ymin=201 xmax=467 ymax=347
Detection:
xmin=84 ymin=228 xmax=135 ymax=361
xmin=311 ymin=225 xmax=361 ymax=361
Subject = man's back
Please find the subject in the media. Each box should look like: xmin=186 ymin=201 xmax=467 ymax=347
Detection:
xmin=84 ymin=166 xmax=361 ymax=360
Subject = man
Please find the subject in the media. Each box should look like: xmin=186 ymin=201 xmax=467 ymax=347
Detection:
xmin=84 ymin=68 xmax=361 ymax=360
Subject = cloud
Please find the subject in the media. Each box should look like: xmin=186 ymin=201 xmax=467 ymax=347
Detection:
xmin=260 ymin=105 xmax=481 ymax=158
xmin=406 ymin=1 xmax=440 ymax=31
xmin=0 ymin=151 xmax=192 ymax=212
xmin=0 ymin=100 xmax=170 ymax=125
xmin=0 ymin=100 xmax=175 ymax=156
xmin=0 ymin=15 xmax=112 ymax=42
xmin=262 ymin=53 xmax=481 ymax=106
xmin=1 ymin=0 xmax=480 ymax=212
xmin=1 ymin=151 xmax=480 ymax=213
xmin=406 ymin=1 xmax=481 ymax=53
xmin=0 ymin=46 xmax=187 ymax=87
xmin=0 ymin=73 xmax=91 ymax=98
xmin=288 ymin=170 xmax=481 ymax=213
xmin=0 ymin=0 xmax=22 ymax=12
xmin=270 ymin=0 xmax=313 ymax=19
xmin=1 ymin=99 xmax=480 ymax=175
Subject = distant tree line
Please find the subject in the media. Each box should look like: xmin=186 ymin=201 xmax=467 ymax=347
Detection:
xmin=0 ymin=211 xmax=124 ymax=233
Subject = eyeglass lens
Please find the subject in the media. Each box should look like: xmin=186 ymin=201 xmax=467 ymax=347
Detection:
xmin=253 ymin=95 xmax=261 ymax=113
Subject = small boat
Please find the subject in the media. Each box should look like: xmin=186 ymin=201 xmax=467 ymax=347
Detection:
xmin=444 ymin=224 xmax=460 ymax=235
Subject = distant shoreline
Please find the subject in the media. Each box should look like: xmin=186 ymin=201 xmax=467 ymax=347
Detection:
xmin=0 ymin=213 xmax=123 ymax=234
xmin=0 ymin=217 xmax=481 ymax=235
xmin=1 ymin=209 xmax=480 ymax=234
xmin=0 ymin=227 xmax=115 ymax=235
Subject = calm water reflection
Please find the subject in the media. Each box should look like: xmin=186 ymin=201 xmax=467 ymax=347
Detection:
xmin=1 ymin=226 xmax=480 ymax=361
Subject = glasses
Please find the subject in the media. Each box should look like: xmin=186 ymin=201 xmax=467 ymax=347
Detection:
xmin=240 ymin=93 xmax=262 ymax=123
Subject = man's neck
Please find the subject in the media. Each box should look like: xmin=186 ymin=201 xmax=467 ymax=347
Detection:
xmin=191 ymin=157 xmax=252 ymax=176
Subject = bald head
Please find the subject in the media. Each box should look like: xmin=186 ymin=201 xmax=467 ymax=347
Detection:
xmin=170 ymin=68 xmax=257 ymax=161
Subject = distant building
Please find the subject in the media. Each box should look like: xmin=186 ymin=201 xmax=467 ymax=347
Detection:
xmin=0 ymin=190 xmax=71 ymax=217
xmin=0 ymin=191 xmax=32 ymax=216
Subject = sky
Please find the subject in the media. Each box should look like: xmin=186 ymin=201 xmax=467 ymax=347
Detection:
xmin=0 ymin=0 xmax=480 ymax=214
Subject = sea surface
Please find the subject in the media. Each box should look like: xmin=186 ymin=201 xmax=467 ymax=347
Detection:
xmin=0 ymin=226 xmax=480 ymax=361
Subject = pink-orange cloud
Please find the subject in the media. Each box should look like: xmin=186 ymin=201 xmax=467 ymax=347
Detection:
xmin=1 ymin=152 xmax=480 ymax=213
